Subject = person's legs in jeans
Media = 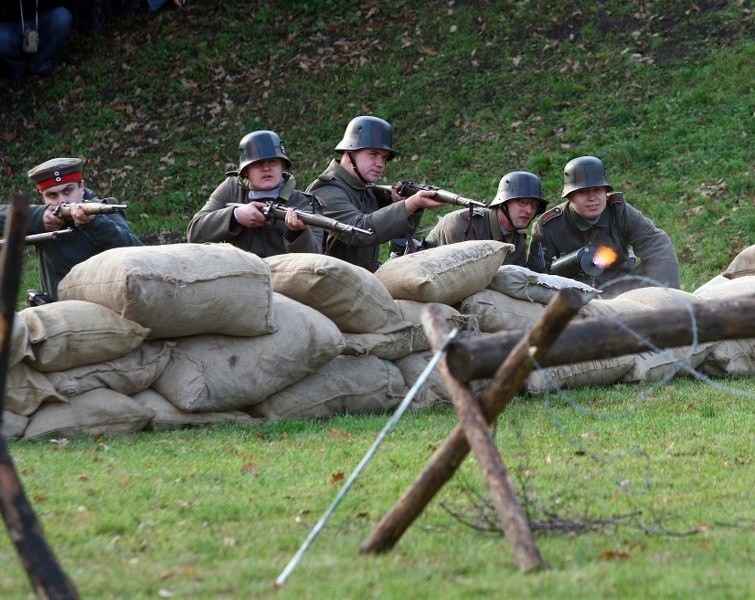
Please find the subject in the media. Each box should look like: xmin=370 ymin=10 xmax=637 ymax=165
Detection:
xmin=28 ymin=6 xmax=73 ymax=76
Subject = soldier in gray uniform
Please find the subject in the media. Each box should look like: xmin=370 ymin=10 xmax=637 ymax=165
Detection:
xmin=422 ymin=171 xmax=547 ymax=266
xmin=306 ymin=115 xmax=443 ymax=271
xmin=0 ymin=157 xmax=142 ymax=303
xmin=526 ymin=155 xmax=680 ymax=297
xmin=187 ymin=130 xmax=322 ymax=257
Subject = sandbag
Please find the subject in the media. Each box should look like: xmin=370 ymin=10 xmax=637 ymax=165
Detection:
xmin=693 ymin=275 xmax=755 ymax=301
xmin=341 ymin=327 xmax=428 ymax=361
xmin=265 ymin=253 xmax=408 ymax=334
xmin=374 ymin=240 xmax=512 ymax=304
xmin=458 ymin=289 xmax=545 ymax=333
xmin=487 ymin=265 xmax=601 ymax=305
xmin=9 ymin=313 xmax=33 ymax=368
xmin=58 ymin=243 xmax=275 ymax=339
xmin=21 ymin=300 xmax=149 ymax=372
xmin=622 ymin=343 xmax=714 ymax=383
xmin=4 ymin=363 xmax=64 ymax=416
xmin=2 ymin=411 xmax=28 ymax=440
xmin=394 ymin=299 xmax=478 ymax=333
xmin=699 ymin=339 xmax=754 ymax=377
xmin=152 ymin=293 xmax=345 ymax=412
xmin=23 ymin=388 xmax=155 ymax=440
xmin=247 ymin=355 xmax=408 ymax=420
xmin=47 ymin=341 xmax=173 ymax=398
xmin=579 ymin=298 xmax=653 ymax=318
xmin=525 ymin=356 xmax=636 ymax=394
xmin=722 ymin=244 xmax=755 ymax=279
xmin=613 ymin=287 xmax=704 ymax=310
xmin=132 ymin=389 xmax=261 ymax=431
xmin=692 ymin=274 xmax=729 ymax=296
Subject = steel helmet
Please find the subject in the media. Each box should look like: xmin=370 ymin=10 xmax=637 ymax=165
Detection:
xmin=562 ymin=156 xmax=612 ymax=198
xmin=490 ymin=171 xmax=547 ymax=215
xmin=335 ymin=116 xmax=399 ymax=160
xmin=238 ymin=130 xmax=291 ymax=174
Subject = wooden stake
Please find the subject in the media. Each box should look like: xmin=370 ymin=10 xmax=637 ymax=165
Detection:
xmin=445 ymin=293 xmax=755 ymax=382
xmin=0 ymin=194 xmax=79 ymax=599
xmin=421 ymin=304 xmax=544 ymax=572
xmin=360 ymin=288 xmax=583 ymax=554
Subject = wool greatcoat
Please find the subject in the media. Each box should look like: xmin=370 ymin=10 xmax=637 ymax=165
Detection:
xmin=422 ymin=206 xmax=528 ymax=266
xmin=0 ymin=189 xmax=142 ymax=301
xmin=526 ymin=193 xmax=680 ymax=297
xmin=186 ymin=172 xmax=322 ymax=257
xmin=306 ymin=158 xmax=424 ymax=271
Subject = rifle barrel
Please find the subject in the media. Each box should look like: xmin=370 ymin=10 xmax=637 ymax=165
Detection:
xmin=0 ymin=227 xmax=76 ymax=246
xmin=226 ymin=203 xmax=373 ymax=236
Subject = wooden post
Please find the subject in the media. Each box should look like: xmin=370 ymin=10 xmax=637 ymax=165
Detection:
xmin=421 ymin=304 xmax=544 ymax=571
xmin=0 ymin=194 xmax=80 ymax=599
xmin=445 ymin=294 xmax=755 ymax=382
xmin=360 ymin=288 xmax=583 ymax=554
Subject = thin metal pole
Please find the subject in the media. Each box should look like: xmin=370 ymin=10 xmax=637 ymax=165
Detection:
xmin=274 ymin=327 xmax=459 ymax=587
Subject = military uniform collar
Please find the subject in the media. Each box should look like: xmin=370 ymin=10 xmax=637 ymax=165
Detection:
xmin=331 ymin=158 xmax=369 ymax=190
xmin=567 ymin=203 xmax=609 ymax=231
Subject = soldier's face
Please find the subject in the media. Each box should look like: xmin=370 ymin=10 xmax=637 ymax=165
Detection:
xmin=568 ymin=186 xmax=608 ymax=221
xmin=41 ymin=181 xmax=85 ymax=208
xmin=504 ymin=198 xmax=539 ymax=230
xmin=348 ymin=148 xmax=390 ymax=183
xmin=246 ymin=158 xmax=284 ymax=190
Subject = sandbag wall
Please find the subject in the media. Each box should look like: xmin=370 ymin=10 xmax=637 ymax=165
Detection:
xmin=3 ymin=241 xmax=753 ymax=441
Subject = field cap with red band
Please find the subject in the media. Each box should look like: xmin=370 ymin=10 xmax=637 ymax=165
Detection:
xmin=28 ymin=157 xmax=85 ymax=191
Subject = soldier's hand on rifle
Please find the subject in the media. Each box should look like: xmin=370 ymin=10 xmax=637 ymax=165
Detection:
xmin=403 ymin=189 xmax=445 ymax=216
xmin=69 ymin=203 xmax=96 ymax=226
xmin=232 ymin=201 xmax=267 ymax=229
xmin=43 ymin=205 xmax=66 ymax=231
xmin=283 ymin=208 xmax=307 ymax=231
xmin=389 ymin=182 xmax=405 ymax=203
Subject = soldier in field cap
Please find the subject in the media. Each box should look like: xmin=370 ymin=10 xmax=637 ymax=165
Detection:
xmin=0 ymin=156 xmax=142 ymax=304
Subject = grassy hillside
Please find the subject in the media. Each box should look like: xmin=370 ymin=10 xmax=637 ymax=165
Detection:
xmin=1 ymin=0 xmax=753 ymax=289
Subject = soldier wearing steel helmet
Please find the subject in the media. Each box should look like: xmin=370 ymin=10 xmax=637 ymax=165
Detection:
xmin=187 ymin=130 xmax=322 ymax=257
xmin=526 ymin=155 xmax=680 ymax=297
xmin=306 ymin=115 xmax=444 ymax=271
xmin=422 ymin=171 xmax=547 ymax=266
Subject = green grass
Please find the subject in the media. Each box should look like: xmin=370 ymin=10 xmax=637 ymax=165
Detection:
xmin=2 ymin=380 xmax=753 ymax=598
xmin=1 ymin=0 xmax=754 ymax=597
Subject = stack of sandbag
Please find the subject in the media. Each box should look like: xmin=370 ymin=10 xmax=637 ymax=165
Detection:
xmin=692 ymin=244 xmax=755 ymax=377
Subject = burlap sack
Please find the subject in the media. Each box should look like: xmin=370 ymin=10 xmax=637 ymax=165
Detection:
xmin=722 ymin=244 xmax=755 ymax=279
xmin=374 ymin=240 xmax=513 ymax=304
xmin=458 ymin=289 xmax=545 ymax=333
xmin=132 ymin=389 xmax=261 ymax=431
xmin=622 ymin=343 xmax=714 ymax=383
xmin=247 ymin=355 xmax=408 ymax=420
xmin=487 ymin=265 xmax=601 ymax=305
xmin=525 ymin=356 xmax=636 ymax=394
xmin=341 ymin=327 xmax=428 ymax=361
xmin=699 ymin=339 xmax=754 ymax=377
xmin=394 ymin=299 xmax=478 ymax=333
xmin=21 ymin=300 xmax=149 ymax=372
xmin=265 ymin=253 xmax=409 ymax=334
xmin=10 ymin=313 xmax=33 ymax=368
xmin=579 ymin=298 xmax=652 ymax=318
xmin=694 ymin=275 xmax=755 ymax=301
xmin=692 ymin=274 xmax=729 ymax=296
xmin=2 ymin=411 xmax=28 ymax=440
xmin=58 ymin=243 xmax=275 ymax=339
xmin=152 ymin=293 xmax=345 ymax=412
xmin=4 ymin=363 xmax=64 ymax=416
xmin=47 ymin=341 xmax=173 ymax=398
xmin=23 ymin=388 xmax=155 ymax=440
xmin=393 ymin=349 xmax=490 ymax=411
xmin=613 ymin=287 xmax=704 ymax=310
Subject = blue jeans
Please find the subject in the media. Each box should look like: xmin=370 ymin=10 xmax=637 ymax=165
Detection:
xmin=0 ymin=6 xmax=73 ymax=77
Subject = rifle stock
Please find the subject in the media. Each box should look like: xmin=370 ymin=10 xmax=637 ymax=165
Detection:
xmin=226 ymin=201 xmax=374 ymax=236
xmin=377 ymin=180 xmax=487 ymax=208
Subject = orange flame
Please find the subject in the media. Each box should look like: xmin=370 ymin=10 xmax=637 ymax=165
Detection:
xmin=593 ymin=245 xmax=618 ymax=268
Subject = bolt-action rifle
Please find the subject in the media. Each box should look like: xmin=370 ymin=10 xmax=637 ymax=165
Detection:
xmin=376 ymin=180 xmax=487 ymax=208
xmin=0 ymin=228 xmax=75 ymax=246
xmin=226 ymin=200 xmax=374 ymax=236
xmin=52 ymin=201 xmax=129 ymax=218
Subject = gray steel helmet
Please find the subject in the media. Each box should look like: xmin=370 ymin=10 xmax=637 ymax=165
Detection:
xmin=490 ymin=171 xmax=547 ymax=214
xmin=562 ymin=155 xmax=612 ymax=198
xmin=238 ymin=130 xmax=291 ymax=174
xmin=335 ymin=116 xmax=399 ymax=160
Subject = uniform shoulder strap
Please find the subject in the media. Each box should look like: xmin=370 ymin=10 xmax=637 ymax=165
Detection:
xmin=539 ymin=205 xmax=564 ymax=225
